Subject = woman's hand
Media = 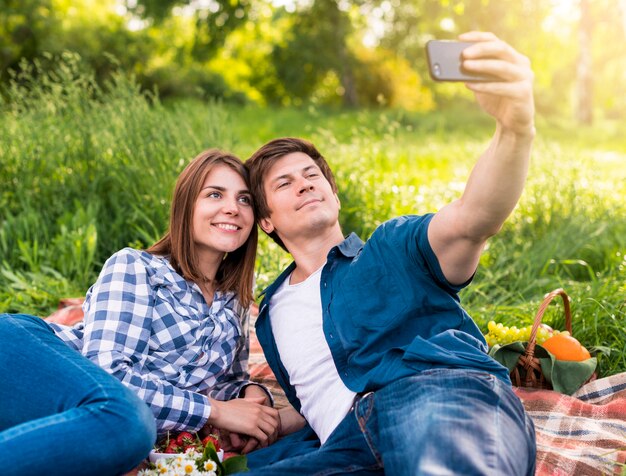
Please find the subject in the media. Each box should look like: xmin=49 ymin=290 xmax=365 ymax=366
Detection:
xmin=241 ymin=384 xmax=272 ymax=407
xmin=205 ymin=396 xmax=279 ymax=452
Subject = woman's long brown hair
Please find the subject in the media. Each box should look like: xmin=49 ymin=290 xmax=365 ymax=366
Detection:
xmin=147 ymin=149 xmax=257 ymax=308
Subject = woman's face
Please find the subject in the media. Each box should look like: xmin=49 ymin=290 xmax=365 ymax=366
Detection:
xmin=192 ymin=164 xmax=254 ymax=261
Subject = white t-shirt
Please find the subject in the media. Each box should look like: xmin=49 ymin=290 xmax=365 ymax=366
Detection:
xmin=269 ymin=265 xmax=356 ymax=444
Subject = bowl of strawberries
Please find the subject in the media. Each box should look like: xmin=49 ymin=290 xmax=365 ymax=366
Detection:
xmin=149 ymin=431 xmax=224 ymax=463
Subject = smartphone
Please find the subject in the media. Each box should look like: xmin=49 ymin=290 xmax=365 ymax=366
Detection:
xmin=425 ymin=40 xmax=495 ymax=82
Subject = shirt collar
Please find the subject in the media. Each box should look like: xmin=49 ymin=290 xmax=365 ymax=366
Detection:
xmin=336 ymin=232 xmax=364 ymax=258
xmin=260 ymin=233 xmax=363 ymax=303
xmin=149 ymin=252 xmax=234 ymax=309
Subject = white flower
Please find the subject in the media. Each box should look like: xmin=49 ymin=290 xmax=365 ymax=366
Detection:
xmin=179 ymin=458 xmax=197 ymax=474
xmin=203 ymin=460 xmax=217 ymax=471
xmin=184 ymin=447 xmax=200 ymax=459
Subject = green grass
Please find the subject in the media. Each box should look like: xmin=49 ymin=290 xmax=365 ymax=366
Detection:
xmin=2 ymin=57 xmax=625 ymax=377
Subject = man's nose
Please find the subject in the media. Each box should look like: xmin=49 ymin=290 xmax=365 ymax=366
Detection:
xmin=297 ymin=178 xmax=314 ymax=194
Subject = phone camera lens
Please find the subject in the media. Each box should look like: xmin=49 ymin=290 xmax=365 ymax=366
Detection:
xmin=433 ymin=63 xmax=441 ymax=77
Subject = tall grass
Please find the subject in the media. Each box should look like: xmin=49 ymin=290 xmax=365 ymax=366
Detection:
xmin=1 ymin=57 xmax=624 ymax=377
xmin=0 ymin=54 xmax=235 ymax=308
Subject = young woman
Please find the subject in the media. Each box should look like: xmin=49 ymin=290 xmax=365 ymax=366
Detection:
xmin=0 ymin=149 xmax=279 ymax=475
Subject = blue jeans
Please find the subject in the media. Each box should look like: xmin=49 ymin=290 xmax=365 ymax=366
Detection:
xmin=246 ymin=369 xmax=536 ymax=475
xmin=0 ymin=314 xmax=157 ymax=476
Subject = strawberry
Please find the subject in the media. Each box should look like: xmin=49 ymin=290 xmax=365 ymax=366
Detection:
xmin=202 ymin=435 xmax=221 ymax=452
xmin=176 ymin=431 xmax=196 ymax=446
xmin=164 ymin=442 xmax=180 ymax=454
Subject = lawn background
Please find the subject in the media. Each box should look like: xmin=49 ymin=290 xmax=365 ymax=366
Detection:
xmin=1 ymin=59 xmax=624 ymax=377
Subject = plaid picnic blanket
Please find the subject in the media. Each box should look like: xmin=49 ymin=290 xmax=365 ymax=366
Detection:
xmin=48 ymin=303 xmax=626 ymax=474
xmin=515 ymin=372 xmax=626 ymax=475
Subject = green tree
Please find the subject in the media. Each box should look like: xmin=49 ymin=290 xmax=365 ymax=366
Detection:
xmin=270 ymin=0 xmax=360 ymax=106
xmin=0 ymin=0 xmax=58 ymax=81
xmin=0 ymin=0 xmax=154 ymax=87
xmin=127 ymin=0 xmax=250 ymax=61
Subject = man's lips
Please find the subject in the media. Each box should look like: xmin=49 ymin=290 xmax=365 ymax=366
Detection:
xmin=296 ymin=197 xmax=322 ymax=210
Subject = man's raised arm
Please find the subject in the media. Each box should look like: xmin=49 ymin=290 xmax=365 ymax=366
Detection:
xmin=428 ymin=31 xmax=535 ymax=285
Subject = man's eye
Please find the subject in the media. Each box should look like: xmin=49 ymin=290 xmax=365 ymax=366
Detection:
xmin=277 ymin=182 xmax=289 ymax=189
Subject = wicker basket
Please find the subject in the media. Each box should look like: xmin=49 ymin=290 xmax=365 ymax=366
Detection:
xmin=510 ymin=288 xmax=573 ymax=390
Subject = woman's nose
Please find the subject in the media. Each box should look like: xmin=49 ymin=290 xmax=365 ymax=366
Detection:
xmin=222 ymin=198 xmax=239 ymax=214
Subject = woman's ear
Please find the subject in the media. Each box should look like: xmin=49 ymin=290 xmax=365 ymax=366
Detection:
xmin=259 ymin=217 xmax=275 ymax=234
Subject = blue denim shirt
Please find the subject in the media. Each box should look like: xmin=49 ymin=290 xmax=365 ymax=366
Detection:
xmin=256 ymin=214 xmax=510 ymax=412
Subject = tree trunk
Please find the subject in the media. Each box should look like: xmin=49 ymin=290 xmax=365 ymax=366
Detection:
xmin=331 ymin=1 xmax=358 ymax=107
xmin=338 ymin=48 xmax=358 ymax=108
xmin=576 ymin=0 xmax=593 ymax=124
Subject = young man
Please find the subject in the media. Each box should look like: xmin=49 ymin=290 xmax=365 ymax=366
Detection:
xmin=245 ymin=32 xmax=536 ymax=475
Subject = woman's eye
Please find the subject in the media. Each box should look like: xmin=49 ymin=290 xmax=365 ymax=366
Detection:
xmin=238 ymin=195 xmax=252 ymax=205
xmin=208 ymin=191 xmax=221 ymax=199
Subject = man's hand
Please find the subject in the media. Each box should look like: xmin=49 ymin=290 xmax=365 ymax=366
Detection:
xmin=278 ymin=405 xmax=306 ymax=437
xmin=459 ymin=31 xmax=535 ymax=137
xmin=427 ymin=32 xmax=535 ymax=285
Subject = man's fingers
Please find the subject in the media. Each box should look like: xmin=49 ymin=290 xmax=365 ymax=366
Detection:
xmin=465 ymin=80 xmax=533 ymax=100
xmin=465 ymin=39 xmax=515 ymax=57
xmin=268 ymin=424 xmax=279 ymax=445
xmin=462 ymin=59 xmax=528 ymax=82
xmin=228 ymin=432 xmax=245 ymax=450
xmin=242 ymin=438 xmax=260 ymax=454
xmin=248 ymin=425 xmax=272 ymax=447
xmin=458 ymin=31 xmax=498 ymax=42
xmin=459 ymin=33 xmax=531 ymax=73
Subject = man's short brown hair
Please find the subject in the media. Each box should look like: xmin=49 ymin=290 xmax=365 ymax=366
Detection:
xmin=246 ymin=137 xmax=338 ymax=249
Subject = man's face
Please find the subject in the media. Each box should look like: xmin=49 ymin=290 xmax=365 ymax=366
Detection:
xmin=259 ymin=152 xmax=340 ymax=244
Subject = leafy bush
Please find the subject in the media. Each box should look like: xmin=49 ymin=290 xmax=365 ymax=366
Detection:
xmin=139 ymin=63 xmax=248 ymax=103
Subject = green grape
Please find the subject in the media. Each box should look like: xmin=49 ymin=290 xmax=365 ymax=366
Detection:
xmin=484 ymin=320 xmax=546 ymax=347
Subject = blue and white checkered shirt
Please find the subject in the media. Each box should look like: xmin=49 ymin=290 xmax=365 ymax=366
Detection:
xmin=50 ymin=248 xmax=261 ymax=434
